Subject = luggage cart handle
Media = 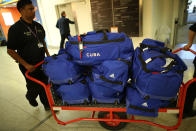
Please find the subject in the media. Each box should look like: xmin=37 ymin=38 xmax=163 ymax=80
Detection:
xmin=172 ymin=48 xmax=196 ymax=55
xmin=25 ymin=60 xmax=57 ymax=120
xmin=25 ymin=60 xmax=44 ymax=74
xmin=25 ymin=60 xmax=46 ymax=89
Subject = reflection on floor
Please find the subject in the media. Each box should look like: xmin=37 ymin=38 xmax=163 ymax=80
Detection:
xmin=176 ymin=24 xmax=190 ymax=44
xmin=0 ymin=44 xmax=196 ymax=131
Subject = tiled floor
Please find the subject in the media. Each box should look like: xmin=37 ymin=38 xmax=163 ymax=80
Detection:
xmin=0 ymin=43 xmax=196 ymax=131
xmin=176 ymin=23 xmax=196 ymax=45
xmin=177 ymin=12 xmax=196 ymax=45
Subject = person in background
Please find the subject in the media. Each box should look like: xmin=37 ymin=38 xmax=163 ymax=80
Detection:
xmin=56 ymin=11 xmax=75 ymax=49
xmin=183 ymin=23 xmax=196 ymax=118
xmin=7 ymin=0 xmax=50 ymax=110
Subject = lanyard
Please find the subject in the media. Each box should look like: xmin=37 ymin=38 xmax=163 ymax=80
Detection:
xmin=20 ymin=20 xmax=41 ymax=43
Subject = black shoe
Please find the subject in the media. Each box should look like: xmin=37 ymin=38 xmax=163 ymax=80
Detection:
xmin=44 ymin=105 xmax=51 ymax=111
xmin=26 ymin=95 xmax=38 ymax=107
xmin=177 ymin=110 xmax=196 ymax=119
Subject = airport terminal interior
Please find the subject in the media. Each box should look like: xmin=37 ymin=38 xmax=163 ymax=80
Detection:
xmin=1 ymin=0 xmax=196 ymax=131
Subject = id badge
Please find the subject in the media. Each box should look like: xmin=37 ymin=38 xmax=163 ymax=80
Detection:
xmin=38 ymin=42 xmax=44 ymax=48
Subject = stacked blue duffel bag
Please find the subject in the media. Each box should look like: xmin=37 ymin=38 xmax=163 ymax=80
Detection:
xmin=65 ymin=30 xmax=134 ymax=65
xmin=42 ymin=30 xmax=134 ymax=104
xmin=42 ymin=53 xmax=90 ymax=104
xmin=65 ymin=30 xmax=134 ymax=104
xmin=126 ymin=39 xmax=187 ymax=117
xmin=88 ymin=59 xmax=130 ymax=104
xmin=41 ymin=29 xmax=187 ymax=118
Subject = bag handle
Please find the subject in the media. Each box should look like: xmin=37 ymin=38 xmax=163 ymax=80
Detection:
xmin=129 ymin=104 xmax=155 ymax=113
xmin=70 ymin=38 xmax=124 ymax=45
xmin=117 ymin=58 xmax=132 ymax=66
xmin=140 ymin=43 xmax=172 ymax=54
xmin=43 ymin=54 xmax=58 ymax=65
xmin=96 ymin=29 xmax=109 ymax=40
xmin=99 ymin=75 xmax=123 ymax=85
xmin=70 ymin=29 xmax=124 ymax=45
xmin=89 ymin=73 xmax=123 ymax=85
xmin=138 ymin=48 xmax=177 ymax=73
xmin=80 ymin=29 xmax=109 ymax=41
xmin=136 ymin=87 xmax=178 ymax=101
xmin=96 ymin=29 xmax=109 ymax=33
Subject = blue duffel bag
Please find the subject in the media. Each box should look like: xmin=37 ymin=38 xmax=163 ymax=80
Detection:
xmin=58 ymin=48 xmax=67 ymax=55
xmin=88 ymin=78 xmax=125 ymax=104
xmin=88 ymin=59 xmax=130 ymax=104
xmin=127 ymin=39 xmax=187 ymax=117
xmin=42 ymin=54 xmax=82 ymax=85
xmin=65 ymin=30 xmax=134 ymax=65
xmin=53 ymin=78 xmax=90 ymax=104
xmin=126 ymin=85 xmax=170 ymax=117
xmin=132 ymin=39 xmax=187 ymax=100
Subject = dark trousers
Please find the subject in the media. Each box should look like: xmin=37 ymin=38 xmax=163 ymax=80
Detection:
xmin=184 ymin=58 xmax=196 ymax=113
xmin=19 ymin=64 xmax=49 ymax=106
xmin=60 ymin=33 xmax=70 ymax=49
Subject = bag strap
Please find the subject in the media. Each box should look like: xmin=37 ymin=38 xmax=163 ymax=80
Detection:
xmin=136 ymin=86 xmax=177 ymax=101
xmin=117 ymin=58 xmax=132 ymax=65
xmin=145 ymin=55 xmax=175 ymax=64
xmin=129 ymin=104 xmax=155 ymax=112
xmin=80 ymin=79 xmax=87 ymax=84
xmin=43 ymin=54 xmax=58 ymax=65
xmin=140 ymin=43 xmax=172 ymax=53
xmin=51 ymin=54 xmax=58 ymax=60
xmin=140 ymin=43 xmax=186 ymax=74
xmin=96 ymin=29 xmax=109 ymax=40
xmin=88 ymin=74 xmax=123 ymax=85
xmin=96 ymin=29 xmax=109 ymax=33
xmin=99 ymin=76 xmax=123 ymax=85
xmin=50 ymin=74 xmax=81 ymax=85
xmin=138 ymin=48 xmax=177 ymax=73
xmin=70 ymin=38 xmax=125 ymax=45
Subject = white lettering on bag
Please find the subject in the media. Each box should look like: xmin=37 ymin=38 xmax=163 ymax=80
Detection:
xmin=86 ymin=53 xmax=101 ymax=57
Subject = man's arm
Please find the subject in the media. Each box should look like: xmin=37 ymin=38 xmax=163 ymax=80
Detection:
xmin=68 ymin=19 xmax=75 ymax=24
xmin=184 ymin=24 xmax=196 ymax=50
xmin=56 ymin=20 xmax=59 ymax=28
xmin=7 ymin=49 xmax=35 ymax=72
xmin=184 ymin=30 xmax=196 ymax=50
xmin=43 ymin=40 xmax=50 ymax=56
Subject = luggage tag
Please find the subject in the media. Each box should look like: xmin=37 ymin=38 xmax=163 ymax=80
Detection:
xmin=79 ymin=41 xmax=83 ymax=50
xmin=78 ymin=36 xmax=83 ymax=59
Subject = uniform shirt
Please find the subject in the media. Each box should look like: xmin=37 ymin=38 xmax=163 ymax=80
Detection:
xmin=56 ymin=16 xmax=74 ymax=35
xmin=189 ymin=24 xmax=196 ymax=66
xmin=189 ymin=23 xmax=196 ymax=32
xmin=7 ymin=18 xmax=46 ymax=65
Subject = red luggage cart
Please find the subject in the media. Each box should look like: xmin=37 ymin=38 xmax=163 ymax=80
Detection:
xmin=26 ymin=48 xmax=196 ymax=131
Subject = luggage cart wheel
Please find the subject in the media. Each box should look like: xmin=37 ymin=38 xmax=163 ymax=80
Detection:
xmin=98 ymin=111 xmax=127 ymax=130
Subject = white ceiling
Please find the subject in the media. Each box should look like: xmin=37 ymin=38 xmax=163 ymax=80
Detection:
xmin=1 ymin=2 xmax=17 ymax=8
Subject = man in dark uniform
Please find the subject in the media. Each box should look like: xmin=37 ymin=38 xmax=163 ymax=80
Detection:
xmin=183 ymin=23 xmax=196 ymax=118
xmin=56 ymin=11 xmax=75 ymax=49
xmin=7 ymin=0 xmax=50 ymax=110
